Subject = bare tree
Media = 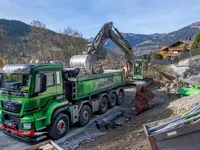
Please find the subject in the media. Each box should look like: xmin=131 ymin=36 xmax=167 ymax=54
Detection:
xmin=26 ymin=20 xmax=53 ymax=61
xmin=27 ymin=20 xmax=88 ymax=66
xmin=0 ymin=25 xmax=8 ymax=57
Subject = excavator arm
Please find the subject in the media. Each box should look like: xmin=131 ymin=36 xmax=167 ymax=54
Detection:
xmin=85 ymin=22 xmax=133 ymax=68
xmin=70 ymin=22 xmax=134 ymax=75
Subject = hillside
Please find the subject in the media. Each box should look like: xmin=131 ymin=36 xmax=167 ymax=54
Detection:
xmin=0 ymin=19 xmax=30 ymax=36
xmin=1 ymin=19 xmax=200 ymax=56
xmin=0 ymin=19 xmax=88 ymax=65
xmin=105 ymin=22 xmax=200 ymax=55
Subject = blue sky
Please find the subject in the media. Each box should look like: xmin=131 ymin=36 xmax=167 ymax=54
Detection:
xmin=0 ymin=0 xmax=200 ymax=37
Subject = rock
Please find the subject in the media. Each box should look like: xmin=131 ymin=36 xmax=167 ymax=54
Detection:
xmin=169 ymin=83 xmax=175 ymax=89
xmin=138 ymin=129 xmax=143 ymax=133
xmin=165 ymin=83 xmax=170 ymax=87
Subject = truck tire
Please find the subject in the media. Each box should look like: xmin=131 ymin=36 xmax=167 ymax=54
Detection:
xmin=117 ymin=91 xmax=124 ymax=105
xmin=99 ymin=96 xmax=108 ymax=114
xmin=109 ymin=92 xmax=117 ymax=108
xmin=47 ymin=113 xmax=70 ymax=140
xmin=79 ymin=105 xmax=92 ymax=127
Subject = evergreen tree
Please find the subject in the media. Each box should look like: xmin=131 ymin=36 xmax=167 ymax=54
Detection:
xmin=191 ymin=33 xmax=200 ymax=50
xmin=152 ymin=53 xmax=163 ymax=60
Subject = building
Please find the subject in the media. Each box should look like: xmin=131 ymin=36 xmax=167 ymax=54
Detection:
xmin=158 ymin=40 xmax=192 ymax=58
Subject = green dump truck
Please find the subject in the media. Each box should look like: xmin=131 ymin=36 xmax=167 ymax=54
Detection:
xmin=0 ymin=62 xmax=125 ymax=141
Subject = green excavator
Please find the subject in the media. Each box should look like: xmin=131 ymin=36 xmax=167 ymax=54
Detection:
xmin=71 ymin=22 xmax=152 ymax=85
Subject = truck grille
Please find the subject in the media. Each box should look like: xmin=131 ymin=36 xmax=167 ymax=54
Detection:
xmin=1 ymin=100 xmax=22 ymax=113
xmin=3 ymin=113 xmax=21 ymax=129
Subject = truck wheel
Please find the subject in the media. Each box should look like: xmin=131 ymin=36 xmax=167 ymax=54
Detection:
xmin=99 ymin=96 xmax=108 ymax=114
xmin=47 ymin=113 xmax=70 ymax=140
xmin=109 ymin=92 xmax=117 ymax=108
xmin=79 ymin=105 xmax=92 ymax=127
xmin=117 ymin=91 xmax=124 ymax=105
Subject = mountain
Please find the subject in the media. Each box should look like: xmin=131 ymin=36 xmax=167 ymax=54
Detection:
xmin=0 ymin=19 xmax=30 ymax=36
xmin=1 ymin=19 xmax=200 ymax=56
xmin=103 ymin=22 xmax=200 ymax=55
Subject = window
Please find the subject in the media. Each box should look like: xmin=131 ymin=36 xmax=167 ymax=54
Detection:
xmin=46 ymin=72 xmax=54 ymax=86
xmin=35 ymin=74 xmax=40 ymax=93
xmin=35 ymin=71 xmax=61 ymax=92
xmin=56 ymin=71 xmax=60 ymax=85
xmin=1 ymin=74 xmax=30 ymax=94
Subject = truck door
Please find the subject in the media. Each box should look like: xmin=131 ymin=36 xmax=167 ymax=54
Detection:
xmin=34 ymin=70 xmax=62 ymax=103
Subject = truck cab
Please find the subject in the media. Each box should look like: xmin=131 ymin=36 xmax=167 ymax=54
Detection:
xmin=0 ymin=63 xmax=67 ymax=141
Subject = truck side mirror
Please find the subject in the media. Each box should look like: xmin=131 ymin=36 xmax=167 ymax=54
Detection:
xmin=0 ymin=74 xmax=2 ymax=88
xmin=39 ymin=73 xmax=47 ymax=93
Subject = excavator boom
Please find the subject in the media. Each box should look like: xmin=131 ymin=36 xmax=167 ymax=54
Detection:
xmin=86 ymin=22 xmax=133 ymax=67
xmin=70 ymin=21 xmax=153 ymax=85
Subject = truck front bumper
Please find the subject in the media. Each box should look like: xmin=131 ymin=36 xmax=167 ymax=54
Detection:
xmin=0 ymin=124 xmax=47 ymax=142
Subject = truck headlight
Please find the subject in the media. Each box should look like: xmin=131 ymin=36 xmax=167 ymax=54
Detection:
xmin=23 ymin=123 xmax=32 ymax=129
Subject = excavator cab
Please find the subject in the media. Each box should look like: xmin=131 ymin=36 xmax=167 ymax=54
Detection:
xmin=133 ymin=59 xmax=148 ymax=80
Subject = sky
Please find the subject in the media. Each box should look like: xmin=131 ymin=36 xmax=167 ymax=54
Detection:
xmin=0 ymin=0 xmax=200 ymax=38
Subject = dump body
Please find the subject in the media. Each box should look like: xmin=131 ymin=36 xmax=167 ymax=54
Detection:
xmin=73 ymin=70 xmax=124 ymax=100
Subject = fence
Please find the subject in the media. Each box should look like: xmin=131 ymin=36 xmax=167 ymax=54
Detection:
xmin=151 ymin=49 xmax=200 ymax=65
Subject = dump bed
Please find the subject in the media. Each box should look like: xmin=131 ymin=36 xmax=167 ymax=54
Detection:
xmin=68 ymin=70 xmax=125 ymax=100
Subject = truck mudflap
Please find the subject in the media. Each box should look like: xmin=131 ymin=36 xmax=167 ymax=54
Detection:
xmin=0 ymin=124 xmax=47 ymax=142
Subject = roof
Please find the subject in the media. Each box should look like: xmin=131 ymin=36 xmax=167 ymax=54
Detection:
xmin=169 ymin=40 xmax=192 ymax=47
xmin=179 ymin=40 xmax=193 ymax=45
xmin=158 ymin=40 xmax=193 ymax=52
xmin=0 ymin=63 xmax=63 ymax=74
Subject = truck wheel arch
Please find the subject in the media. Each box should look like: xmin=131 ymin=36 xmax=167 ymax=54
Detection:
xmin=117 ymin=88 xmax=124 ymax=95
xmin=77 ymin=100 xmax=93 ymax=112
xmin=45 ymin=104 xmax=71 ymax=125
xmin=51 ymin=106 xmax=71 ymax=123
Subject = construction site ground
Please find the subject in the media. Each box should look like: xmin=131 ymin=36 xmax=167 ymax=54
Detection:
xmin=1 ymin=81 xmax=200 ymax=150
xmin=79 ymin=84 xmax=200 ymax=150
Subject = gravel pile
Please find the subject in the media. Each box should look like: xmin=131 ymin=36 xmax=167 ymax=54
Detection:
xmin=168 ymin=93 xmax=200 ymax=115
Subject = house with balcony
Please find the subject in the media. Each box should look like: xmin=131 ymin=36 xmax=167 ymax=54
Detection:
xmin=158 ymin=40 xmax=192 ymax=58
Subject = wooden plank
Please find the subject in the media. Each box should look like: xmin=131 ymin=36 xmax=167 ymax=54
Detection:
xmin=24 ymin=140 xmax=63 ymax=150
xmin=24 ymin=140 xmax=50 ymax=150
xmin=148 ymin=136 xmax=158 ymax=150
xmin=143 ymin=124 xmax=158 ymax=150
xmin=50 ymin=141 xmax=63 ymax=150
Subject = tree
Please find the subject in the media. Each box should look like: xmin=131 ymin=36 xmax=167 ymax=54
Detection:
xmin=142 ymin=54 xmax=147 ymax=59
xmin=182 ymin=44 xmax=188 ymax=53
xmin=0 ymin=25 xmax=10 ymax=59
xmin=152 ymin=53 xmax=163 ymax=60
xmin=0 ymin=25 xmax=8 ymax=44
xmin=26 ymin=20 xmax=87 ymax=66
xmin=191 ymin=32 xmax=200 ymax=50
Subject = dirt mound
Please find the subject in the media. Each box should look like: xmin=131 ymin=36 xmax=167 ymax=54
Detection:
xmin=168 ymin=93 xmax=200 ymax=115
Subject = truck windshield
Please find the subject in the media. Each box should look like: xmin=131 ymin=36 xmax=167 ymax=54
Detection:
xmin=0 ymin=73 xmax=30 ymax=96
xmin=134 ymin=61 xmax=142 ymax=75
